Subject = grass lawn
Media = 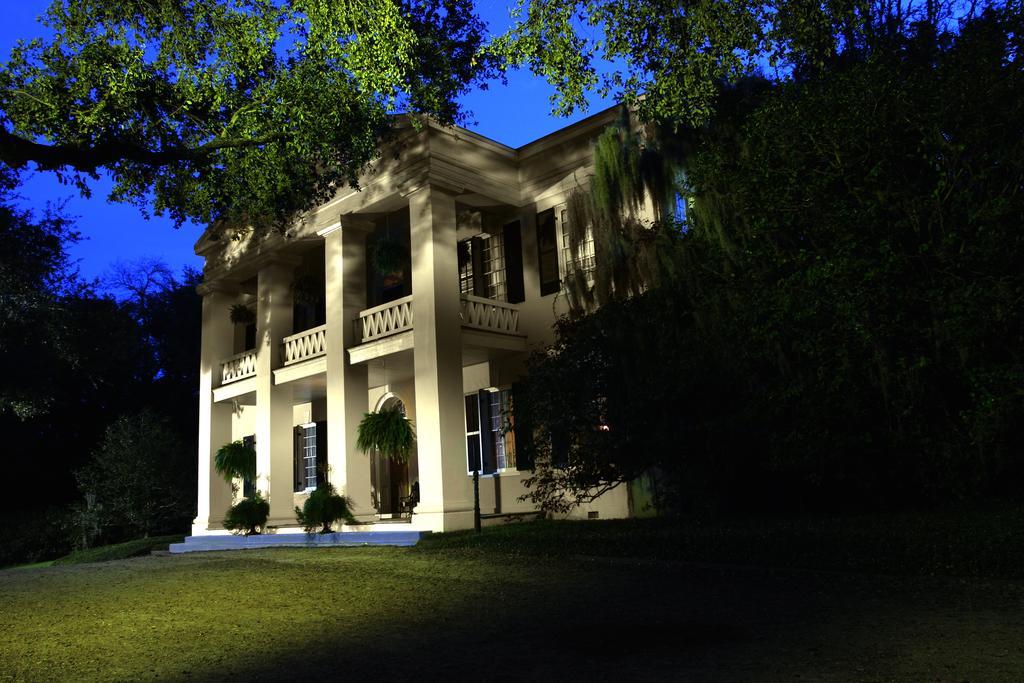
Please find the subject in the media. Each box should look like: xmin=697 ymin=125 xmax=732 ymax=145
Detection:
xmin=2 ymin=518 xmax=1023 ymax=681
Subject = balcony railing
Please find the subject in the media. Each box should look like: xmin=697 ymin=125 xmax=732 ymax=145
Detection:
xmin=281 ymin=324 xmax=327 ymax=365
xmin=359 ymin=295 xmax=414 ymax=342
xmin=355 ymin=294 xmax=522 ymax=344
xmin=221 ymin=350 xmax=257 ymax=384
xmin=460 ymin=295 xmax=520 ymax=335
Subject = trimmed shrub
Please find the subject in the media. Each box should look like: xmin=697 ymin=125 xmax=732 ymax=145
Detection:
xmin=295 ymin=484 xmax=357 ymax=533
xmin=224 ymin=495 xmax=270 ymax=536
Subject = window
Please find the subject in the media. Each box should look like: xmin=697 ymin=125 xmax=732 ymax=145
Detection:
xmin=458 ymin=233 xmax=507 ymax=301
xmin=294 ymin=422 xmax=326 ymax=492
xmin=536 ymin=209 xmax=560 ymax=296
xmin=465 ymin=388 xmax=516 ymax=474
xmin=560 ymin=208 xmax=595 ymax=281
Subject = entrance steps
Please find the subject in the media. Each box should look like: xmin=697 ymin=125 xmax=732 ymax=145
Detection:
xmin=169 ymin=530 xmax=428 ymax=554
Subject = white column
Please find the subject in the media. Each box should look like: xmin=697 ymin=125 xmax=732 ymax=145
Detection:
xmin=409 ymin=185 xmax=474 ymax=531
xmin=254 ymin=259 xmax=296 ymax=527
xmin=320 ymin=216 xmax=375 ymax=521
xmin=193 ymin=285 xmax=236 ymax=535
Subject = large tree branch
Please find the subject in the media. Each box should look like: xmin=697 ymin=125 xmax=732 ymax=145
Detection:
xmin=0 ymin=127 xmax=288 ymax=173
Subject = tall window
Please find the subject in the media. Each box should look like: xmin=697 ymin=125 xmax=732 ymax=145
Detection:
xmin=560 ymin=208 xmax=595 ymax=281
xmin=458 ymin=233 xmax=507 ymax=301
xmin=294 ymin=422 xmax=326 ymax=492
xmin=465 ymin=388 xmax=516 ymax=474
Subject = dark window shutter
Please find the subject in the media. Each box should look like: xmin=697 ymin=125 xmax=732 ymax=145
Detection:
xmin=242 ymin=435 xmax=256 ymax=497
xmin=315 ymin=421 xmax=328 ymax=487
xmin=536 ymin=209 xmax=560 ymax=296
xmin=510 ymin=384 xmax=534 ymax=471
xmin=293 ymin=426 xmax=304 ymax=492
xmin=479 ymin=389 xmax=496 ymax=475
xmin=244 ymin=323 xmax=256 ymax=351
xmin=465 ymin=394 xmax=482 ymax=472
xmin=471 ymin=236 xmax=487 ymax=297
xmin=503 ymin=220 xmax=525 ymax=303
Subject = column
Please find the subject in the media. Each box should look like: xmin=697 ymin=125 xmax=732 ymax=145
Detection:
xmin=254 ymin=258 xmax=296 ymax=527
xmin=320 ymin=216 xmax=375 ymax=521
xmin=409 ymin=185 xmax=474 ymax=531
xmin=193 ymin=284 xmax=236 ymax=535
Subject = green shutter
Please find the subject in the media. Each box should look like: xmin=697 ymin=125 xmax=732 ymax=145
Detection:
xmin=315 ymin=421 xmax=328 ymax=487
xmin=503 ymin=220 xmax=525 ymax=303
xmin=511 ymin=384 xmax=534 ymax=471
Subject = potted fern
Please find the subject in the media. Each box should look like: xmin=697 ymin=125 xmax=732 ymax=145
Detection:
xmin=295 ymin=483 xmax=357 ymax=533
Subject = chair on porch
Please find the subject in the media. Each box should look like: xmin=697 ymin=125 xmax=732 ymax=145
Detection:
xmin=399 ymin=481 xmax=420 ymax=518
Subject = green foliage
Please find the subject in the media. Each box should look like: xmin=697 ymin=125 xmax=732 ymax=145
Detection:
xmin=290 ymin=274 xmax=324 ymax=307
xmin=224 ymin=494 xmax=270 ymax=536
xmin=214 ymin=440 xmax=257 ymax=484
xmin=563 ymin=110 xmax=685 ymax=311
xmin=229 ymin=304 xmax=255 ymax=325
xmin=369 ymin=237 xmax=408 ymax=276
xmin=74 ymin=411 xmax=194 ymax=542
xmin=356 ymin=406 xmax=415 ymax=463
xmin=0 ymin=172 xmax=82 ymax=419
xmin=518 ymin=9 xmax=1024 ymax=513
xmin=0 ymin=0 xmax=498 ymax=231
xmin=489 ymin=0 xmax=992 ymax=126
xmin=295 ymin=483 xmax=357 ymax=533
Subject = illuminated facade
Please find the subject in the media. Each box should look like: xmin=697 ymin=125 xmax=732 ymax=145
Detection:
xmin=191 ymin=108 xmax=634 ymax=535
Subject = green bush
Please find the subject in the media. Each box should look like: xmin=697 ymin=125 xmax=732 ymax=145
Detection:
xmin=295 ymin=484 xmax=356 ymax=533
xmin=224 ymin=495 xmax=270 ymax=536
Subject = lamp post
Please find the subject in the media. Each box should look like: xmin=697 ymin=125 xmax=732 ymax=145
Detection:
xmin=473 ymin=469 xmax=481 ymax=533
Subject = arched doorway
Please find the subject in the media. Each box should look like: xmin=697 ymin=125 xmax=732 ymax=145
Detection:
xmin=369 ymin=395 xmax=412 ymax=518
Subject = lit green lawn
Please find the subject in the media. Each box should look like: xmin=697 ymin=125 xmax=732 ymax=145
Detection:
xmin=2 ymin=519 xmax=1024 ymax=681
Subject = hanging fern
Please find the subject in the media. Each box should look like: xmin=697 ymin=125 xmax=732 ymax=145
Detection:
xmin=214 ymin=440 xmax=256 ymax=483
xmin=290 ymin=273 xmax=324 ymax=306
xmin=356 ymin=405 xmax=415 ymax=463
xmin=370 ymin=237 xmax=408 ymax=276
xmin=229 ymin=304 xmax=255 ymax=325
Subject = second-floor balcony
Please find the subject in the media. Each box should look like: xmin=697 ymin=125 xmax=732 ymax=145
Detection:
xmin=217 ymin=295 xmax=524 ymax=388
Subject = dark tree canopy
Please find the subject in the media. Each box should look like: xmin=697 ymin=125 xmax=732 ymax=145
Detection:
xmin=490 ymin=0 xmax=1017 ymax=125
xmin=517 ymin=7 xmax=1024 ymax=514
xmin=0 ymin=0 xmax=497 ymax=230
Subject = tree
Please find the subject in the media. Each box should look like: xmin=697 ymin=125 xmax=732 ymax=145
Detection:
xmin=516 ymin=7 xmax=1024 ymax=513
xmin=0 ymin=167 xmax=81 ymax=418
xmin=490 ymin=0 xmax=1009 ymax=126
xmin=0 ymin=0 xmax=498 ymax=231
xmin=75 ymin=410 xmax=194 ymax=542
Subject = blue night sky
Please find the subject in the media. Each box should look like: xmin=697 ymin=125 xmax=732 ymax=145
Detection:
xmin=0 ymin=1 xmax=613 ymax=282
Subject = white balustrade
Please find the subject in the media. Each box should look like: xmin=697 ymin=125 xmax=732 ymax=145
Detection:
xmin=358 ymin=295 xmax=414 ymax=342
xmin=281 ymin=324 xmax=327 ymax=365
xmin=460 ymin=295 xmax=520 ymax=334
xmin=221 ymin=350 xmax=257 ymax=384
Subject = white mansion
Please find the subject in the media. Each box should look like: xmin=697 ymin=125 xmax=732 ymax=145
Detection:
xmin=191 ymin=107 xmax=641 ymax=536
